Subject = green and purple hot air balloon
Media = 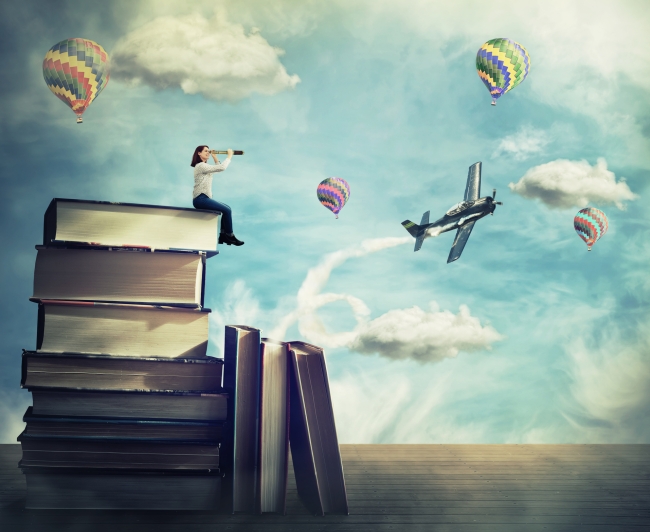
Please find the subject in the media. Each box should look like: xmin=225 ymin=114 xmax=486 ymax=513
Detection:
xmin=43 ymin=38 xmax=110 ymax=123
xmin=574 ymin=207 xmax=608 ymax=251
xmin=476 ymin=38 xmax=530 ymax=106
xmin=317 ymin=177 xmax=350 ymax=219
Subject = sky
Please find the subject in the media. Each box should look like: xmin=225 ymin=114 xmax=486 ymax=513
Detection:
xmin=0 ymin=0 xmax=649 ymax=444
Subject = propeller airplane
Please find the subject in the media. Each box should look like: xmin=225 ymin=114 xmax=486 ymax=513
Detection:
xmin=401 ymin=162 xmax=502 ymax=263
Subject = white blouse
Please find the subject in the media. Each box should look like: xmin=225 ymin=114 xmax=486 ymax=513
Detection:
xmin=193 ymin=159 xmax=231 ymax=199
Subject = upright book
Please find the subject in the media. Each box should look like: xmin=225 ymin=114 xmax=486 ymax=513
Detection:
xmin=44 ymin=198 xmax=221 ymax=253
xmin=257 ymin=338 xmax=290 ymax=514
xmin=32 ymin=247 xmax=206 ymax=307
xmin=36 ymin=300 xmax=210 ymax=358
xmin=288 ymin=341 xmax=348 ymax=515
xmin=222 ymin=325 xmax=261 ymax=513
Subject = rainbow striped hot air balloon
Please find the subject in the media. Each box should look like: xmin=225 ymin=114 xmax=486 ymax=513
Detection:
xmin=317 ymin=177 xmax=350 ymax=219
xmin=476 ymin=38 xmax=530 ymax=106
xmin=574 ymin=207 xmax=608 ymax=251
xmin=43 ymin=38 xmax=110 ymax=123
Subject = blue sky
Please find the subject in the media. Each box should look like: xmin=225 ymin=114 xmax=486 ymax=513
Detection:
xmin=1 ymin=0 xmax=648 ymax=444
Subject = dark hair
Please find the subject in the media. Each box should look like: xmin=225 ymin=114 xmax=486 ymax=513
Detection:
xmin=191 ymin=145 xmax=209 ymax=167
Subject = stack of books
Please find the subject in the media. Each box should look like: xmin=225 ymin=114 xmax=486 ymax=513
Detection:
xmin=222 ymin=326 xmax=349 ymax=515
xmin=19 ymin=198 xmax=228 ymax=510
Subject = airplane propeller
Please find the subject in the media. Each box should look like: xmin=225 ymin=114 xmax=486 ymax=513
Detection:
xmin=490 ymin=189 xmax=502 ymax=214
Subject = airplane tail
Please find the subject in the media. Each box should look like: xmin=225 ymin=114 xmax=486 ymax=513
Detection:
xmin=401 ymin=220 xmax=420 ymax=238
xmin=402 ymin=211 xmax=429 ymax=252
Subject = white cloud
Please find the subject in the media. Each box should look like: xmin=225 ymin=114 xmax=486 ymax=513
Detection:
xmin=269 ymin=236 xmax=502 ymax=363
xmin=493 ymin=127 xmax=549 ymax=161
xmin=351 ymin=302 xmax=504 ymax=363
xmin=111 ymin=12 xmax=300 ymax=101
xmin=509 ymin=158 xmax=638 ymax=209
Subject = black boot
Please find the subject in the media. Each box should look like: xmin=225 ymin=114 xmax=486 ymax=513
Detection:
xmin=220 ymin=233 xmax=244 ymax=246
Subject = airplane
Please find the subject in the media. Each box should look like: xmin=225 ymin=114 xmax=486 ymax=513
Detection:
xmin=401 ymin=162 xmax=502 ymax=263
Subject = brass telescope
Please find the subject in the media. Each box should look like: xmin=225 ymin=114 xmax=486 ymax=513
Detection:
xmin=210 ymin=150 xmax=244 ymax=155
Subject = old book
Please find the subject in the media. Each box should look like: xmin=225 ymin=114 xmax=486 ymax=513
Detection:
xmin=30 ymin=389 xmax=228 ymax=421
xmin=22 ymin=407 xmax=224 ymax=442
xmin=32 ymin=247 xmax=206 ymax=307
xmin=21 ymin=351 xmax=223 ymax=393
xmin=288 ymin=341 xmax=349 ymax=515
xmin=36 ymin=300 xmax=209 ymax=358
xmin=222 ymin=325 xmax=261 ymax=513
xmin=23 ymin=468 xmax=221 ymax=510
xmin=257 ymin=338 xmax=290 ymax=514
xmin=18 ymin=437 xmax=219 ymax=470
xmin=44 ymin=198 xmax=220 ymax=253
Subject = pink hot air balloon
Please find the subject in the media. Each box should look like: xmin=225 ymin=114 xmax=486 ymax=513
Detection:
xmin=317 ymin=177 xmax=350 ymax=219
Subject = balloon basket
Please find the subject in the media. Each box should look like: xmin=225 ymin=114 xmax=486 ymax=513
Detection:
xmin=491 ymin=99 xmax=496 ymax=106
xmin=76 ymin=117 xmax=83 ymax=124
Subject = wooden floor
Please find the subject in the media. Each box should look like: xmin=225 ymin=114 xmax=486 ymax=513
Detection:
xmin=1 ymin=443 xmax=649 ymax=531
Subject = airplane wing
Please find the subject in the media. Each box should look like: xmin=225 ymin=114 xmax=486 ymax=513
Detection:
xmin=464 ymin=162 xmax=482 ymax=202
xmin=447 ymin=221 xmax=476 ymax=263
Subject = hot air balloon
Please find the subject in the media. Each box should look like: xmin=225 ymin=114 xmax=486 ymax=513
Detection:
xmin=43 ymin=38 xmax=110 ymax=123
xmin=476 ymin=38 xmax=530 ymax=106
xmin=574 ymin=207 xmax=608 ymax=251
xmin=317 ymin=177 xmax=350 ymax=219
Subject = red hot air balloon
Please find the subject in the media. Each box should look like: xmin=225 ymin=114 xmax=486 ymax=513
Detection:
xmin=574 ymin=207 xmax=608 ymax=251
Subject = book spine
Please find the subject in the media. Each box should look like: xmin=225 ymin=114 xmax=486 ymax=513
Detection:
xmin=43 ymin=199 xmax=57 ymax=246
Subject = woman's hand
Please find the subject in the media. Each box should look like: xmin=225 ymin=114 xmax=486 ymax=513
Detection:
xmin=227 ymin=149 xmax=234 ymax=159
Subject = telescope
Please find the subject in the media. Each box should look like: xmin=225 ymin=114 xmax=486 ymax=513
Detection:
xmin=210 ymin=150 xmax=244 ymax=155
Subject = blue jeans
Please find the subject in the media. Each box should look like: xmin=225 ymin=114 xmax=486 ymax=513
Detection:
xmin=193 ymin=194 xmax=233 ymax=234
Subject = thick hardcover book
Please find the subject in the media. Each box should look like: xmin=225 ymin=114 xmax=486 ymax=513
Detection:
xmin=36 ymin=300 xmax=210 ymax=358
xmin=21 ymin=351 xmax=223 ymax=393
xmin=257 ymin=338 xmax=290 ymax=514
xmin=18 ymin=437 xmax=219 ymax=470
xmin=222 ymin=325 xmax=261 ymax=513
xmin=22 ymin=407 xmax=224 ymax=443
xmin=288 ymin=341 xmax=349 ymax=515
xmin=32 ymin=247 xmax=206 ymax=307
xmin=43 ymin=198 xmax=221 ymax=253
xmin=23 ymin=467 xmax=221 ymax=510
xmin=31 ymin=389 xmax=228 ymax=421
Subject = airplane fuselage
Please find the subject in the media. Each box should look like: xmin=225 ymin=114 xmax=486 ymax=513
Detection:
xmin=422 ymin=196 xmax=496 ymax=238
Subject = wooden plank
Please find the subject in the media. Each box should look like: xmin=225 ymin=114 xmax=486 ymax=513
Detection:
xmin=0 ymin=444 xmax=648 ymax=531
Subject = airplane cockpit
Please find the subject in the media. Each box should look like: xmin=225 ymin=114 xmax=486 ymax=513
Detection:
xmin=445 ymin=201 xmax=473 ymax=216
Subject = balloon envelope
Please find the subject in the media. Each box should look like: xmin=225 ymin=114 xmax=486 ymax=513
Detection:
xmin=317 ymin=177 xmax=350 ymax=219
xmin=43 ymin=38 xmax=110 ymax=123
xmin=476 ymin=38 xmax=530 ymax=105
xmin=574 ymin=207 xmax=608 ymax=251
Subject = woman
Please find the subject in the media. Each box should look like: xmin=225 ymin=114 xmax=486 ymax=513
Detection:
xmin=191 ymin=146 xmax=244 ymax=246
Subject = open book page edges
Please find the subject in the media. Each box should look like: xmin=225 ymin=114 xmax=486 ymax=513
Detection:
xmin=258 ymin=339 xmax=290 ymax=514
xmin=44 ymin=198 xmax=220 ymax=252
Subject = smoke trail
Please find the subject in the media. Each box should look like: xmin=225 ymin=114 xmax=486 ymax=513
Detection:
xmin=267 ymin=236 xmax=411 ymax=342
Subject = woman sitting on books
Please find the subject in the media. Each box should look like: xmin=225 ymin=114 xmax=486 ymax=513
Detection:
xmin=191 ymin=146 xmax=244 ymax=247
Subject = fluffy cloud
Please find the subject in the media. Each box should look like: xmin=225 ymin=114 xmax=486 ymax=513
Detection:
xmin=350 ymin=302 xmax=503 ymax=363
xmin=509 ymin=158 xmax=638 ymax=210
xmin=111 ymin=13 xmax=300 ymax=101
xmin=493 ymin=127 xmax=549 ymax=161
xmin=269 ymin=237 xmax=503 ymax=363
